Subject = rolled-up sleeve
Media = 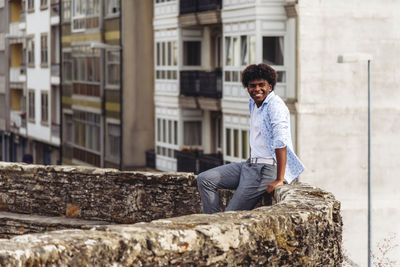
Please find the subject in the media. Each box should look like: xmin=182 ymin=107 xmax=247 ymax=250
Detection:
xmin=268 ymin=101 xmax=290 ymax=149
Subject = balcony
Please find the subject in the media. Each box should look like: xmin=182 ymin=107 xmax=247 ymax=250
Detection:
xmin=179 ymin=0 xmax=221 ymax=14
xmin=199 ymin=153 xmax=223 ymax=173
xmin=8 ymin=22 xmax=25 ymax=40
xmin=175 ymin=151 xmax=223 ymax=174
xmin=179 ymin=0 xmax=221 ymax=26
xmin=9 ymin=67 xmax=26 ymax=83
xmin=180 ymin=70 xmax=222 ymax=98
xmin=10 ymin=111 xmax=23 ymax=129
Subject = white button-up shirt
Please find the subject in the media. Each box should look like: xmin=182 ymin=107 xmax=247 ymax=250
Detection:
xmin=249 ymin=91 xmax=305 ymax=183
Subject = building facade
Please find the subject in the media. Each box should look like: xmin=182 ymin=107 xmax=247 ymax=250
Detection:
xmin=60 ymin=0 xmax=154 ymax=169
xmin=154 ymin=0 xmax=400 ymax=265
xmin=0 ymin=0 xmax=60 ymax=165
xmin=153 ymin=0 xmax=297 ymax=172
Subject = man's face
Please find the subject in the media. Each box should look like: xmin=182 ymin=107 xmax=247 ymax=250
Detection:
xmin=247 ymin=79 xmax=272 ymax=107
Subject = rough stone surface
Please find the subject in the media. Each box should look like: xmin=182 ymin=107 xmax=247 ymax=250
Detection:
xmin=0 ymin=162 xmax=343 ymax=266
xmin=0 ymin=212 xmax=109 ymax=239
xmin=0 ymin=162 xmax=270 ymax=225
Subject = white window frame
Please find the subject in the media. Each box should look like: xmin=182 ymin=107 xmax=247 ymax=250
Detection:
xmin=155 ymin=40 xmax=178 ymax=81
xmin=106 ymin=48 xmax=120 ymax=88
xmin=105 ymin=119 xmax=121 ymax=163
xmin=155 ymin=117 xmax=179 ymax=159
xmin=41 ymin=91 xmax=49 ymax=124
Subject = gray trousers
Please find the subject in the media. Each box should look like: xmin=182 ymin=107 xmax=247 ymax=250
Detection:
xmin=197 ymin=161 xmax=277 ymax=214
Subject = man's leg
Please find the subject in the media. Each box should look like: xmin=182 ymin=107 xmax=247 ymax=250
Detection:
xmin=225 ymin=163 xmax=276 ymax=212
xmin=197 ymin=162 xmax=242 ymax=214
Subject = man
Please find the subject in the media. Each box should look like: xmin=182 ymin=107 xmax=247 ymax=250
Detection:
xmin=197 ymin=63 xmax=305 ymax=214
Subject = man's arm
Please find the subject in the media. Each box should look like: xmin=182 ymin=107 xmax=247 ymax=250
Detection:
xmin=266 ymin=146 xmax=287 ymax=194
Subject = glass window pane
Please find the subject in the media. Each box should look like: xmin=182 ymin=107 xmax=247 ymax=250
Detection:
xmin=173 ymin=41 xmax=178 ymax=66
xmin=168 ymin=120 xmax=172 ymax=144
xmin=242 ymin=130 xmax=248 ymax=159
xmin=156 ymin=43 xmax=160 ymax=66
xmin=162 ymin=119 xmax=166 ymax=142
xmin=225 ymin=37 xmax=232 ymax=66
xmin=263 ymin=36 xmax=284 ymax=65
xmin=167 ymin=42 xmax=172 ymax=66
xmin=161 ymin=42 xmax=166 ymax=66
xmin=226 ymin=128 xmax=231 ymax=156
xmin=249 ymin=36 xmax=256 ymax=64
xmin=233 ymin=129 xmax=239 ymax=157
xmin=183 ymin=121 xmax=202 ymax=146
xmin=157 ymin=118 xmax=161 ymax=141
xmin=277 ymin=71 xmax=286 ymax=83
xmin=233 ymin=37 xmax=239 ymax=66
xmin=174 ymin=121 xmax=178 ymax=145
xmin=240 ymin=36 xmax=248 ymax=66
xmin=225 ymin=71 xmax=231 ymax=82
xmin=183 ymin=41 xmax=201 ymax=66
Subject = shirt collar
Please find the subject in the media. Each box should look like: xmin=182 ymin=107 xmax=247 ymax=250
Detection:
xmin=249 ymin=91 xmax=275 ymax=107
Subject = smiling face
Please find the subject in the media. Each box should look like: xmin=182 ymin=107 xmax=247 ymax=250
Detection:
xmin=247 ymin=79 xmax=272 ymax=107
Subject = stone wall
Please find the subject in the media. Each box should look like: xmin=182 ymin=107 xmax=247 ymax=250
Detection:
xmin=0 ymin=162 xmax=343 ymax=265
xmin=0 ymin=162 xmax=271 ymax=224
xmin=0 ymin=162 xmax=200 ymax=223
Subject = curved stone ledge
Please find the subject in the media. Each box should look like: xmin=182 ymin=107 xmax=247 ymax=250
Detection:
xmin=0 ymin=162 xmax=342 ymax=265
xmin=0 ymin=183 xmax=342 ymax=266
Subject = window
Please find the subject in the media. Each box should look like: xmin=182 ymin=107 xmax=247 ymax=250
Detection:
xmin=73 ymin=111 xmax=100 ymax=152
xmin=224 ymin=35 xmax=255 ymax=82
xmin=107 ymin=123 xmax=120 ymax=159
xmin=40 ymin=0 xmax=48 ymax=9
xmin=27 ymin=37 xmax=35 ymax=67
xmin=262 ymin=36 xmax=284 ymax=66
xmin=106 ymin=50 xmax=120 ymax=86
xmin=72 ymin=0 xmax=100 ymax=31
xmin=62 ymin=0 xmax=71 ymax=21
xmin=87 ymin=0 xmax=100 ymax=16
xmin=41 ymin=34 xmax=48 ymax=66
xmin=155 ymin=41 xmax=177 ymax=80
xmin=41 ymin=92 xmax=48 ymax=123
xmin=63 ymin=52 xmax=72 ymax=81
xmin=183 ymin=41 xmax=201 ymax=66
xmin=105 ymin=0 xmax=119 ymax=16
xmin=156 ymin=117 xmax=178 ymax=158
xmin=28 ymin=90 xmax=35 ymax=121
xmin=183 ymin=121 xmax=202 ymax=146
xmin=27 ymin=0 xmax=34 ymax=12
xmin=64 ymin=113 xmax=73 ymax=142
xmin=225 ymin=127 xmax=249 ymax=161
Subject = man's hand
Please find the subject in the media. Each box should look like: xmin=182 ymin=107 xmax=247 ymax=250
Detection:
xmin=266 ymin=179 xmax=284 ymax=194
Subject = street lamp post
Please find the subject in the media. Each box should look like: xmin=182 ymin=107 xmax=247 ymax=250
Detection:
xmin=338 ymin=53 xmax=373 ymax=267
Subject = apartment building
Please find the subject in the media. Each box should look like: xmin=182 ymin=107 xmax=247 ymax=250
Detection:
xmin=60 ymin=0 xmax=154 ymax=169
xmin=153 ymin=0 xmax=296 ymax=172
xmin=0 ymin=0 xmax=60 ymax=164
xmin=154 ymin=0 xmax=400 ymax=264
xmin=0 ymin=0 xmax=9 ymax=161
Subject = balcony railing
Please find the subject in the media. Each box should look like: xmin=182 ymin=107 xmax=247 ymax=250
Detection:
xmin=176 ymin=150 xmax=200 ymax=174
xmin=9 ymin=22 xmax=24 ymax=38
xmin=175 ymin=151 xmax=223 ymax=174
xmin=10 ymin=111 xmax=22 ymax=129
xmin=180 ymin=70 xmax=222 ymax=98
xmin=198 ymin=153 xmax=223 ymax=173
xmin=180 ymin=0 xmax=221 ymax=14
xmin=9 ymin=67 xmax=26 ymax=83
